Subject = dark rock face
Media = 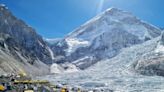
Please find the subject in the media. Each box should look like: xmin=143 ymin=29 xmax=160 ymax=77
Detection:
xmin=0 ymin=4 xmax=52 ymax=75
xmin=161 ymin=32 xmax=164 ymax=45
xmin=134 ymin=55 xmax=164 ymax=77
xmin=133 ymin=34 xmax=164 ymax=77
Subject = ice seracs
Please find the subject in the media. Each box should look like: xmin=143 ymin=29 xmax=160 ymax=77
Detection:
xmin=65 ymin=38 xmax=89 ymax=55
xmin=155 ymin=43 xmax=164 ymax=53
xmin=64 ymin=63 xmax=80 ymax=73
xmin=50 ymin=63 xmax=79 ymax=74
xmin=50 ymin=63 xmax=63 ymax=74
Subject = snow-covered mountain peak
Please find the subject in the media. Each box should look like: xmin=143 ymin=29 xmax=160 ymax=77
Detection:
xmin=66 ymin=7 xmax=160 ymax=42
xmin=0 ymin=4 xmax=6 ymax=7
xmin=104 ymin=7 xmax=130 ymax=15
xmin=105 ymin=7 xmax=120 ymax=11
xmin=52 ymin=8 xmax=161 ymax=69
xmin=0 ymin=4 xmax=8 ymax=10
xmin=45 ymin=38 xmax=62 ymax=44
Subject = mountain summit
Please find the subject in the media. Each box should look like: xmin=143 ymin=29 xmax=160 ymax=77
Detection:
xmin=51 ymin=8 xmax=161 ymax=69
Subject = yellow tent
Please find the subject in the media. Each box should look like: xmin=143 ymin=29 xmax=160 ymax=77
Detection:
xmin=14 ymin=80 xmax=49 ymax=84
xmin=0 ymin=85 xmax=5 ymax=91
xmin=18 ymin=70 xmax=27 ymax=77
xmin=61 ymin=87 xmax=67 ymax=92
xmin=24 ymin=90 xmax=34 ymax=92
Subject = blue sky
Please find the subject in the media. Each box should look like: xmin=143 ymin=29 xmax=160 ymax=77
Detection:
xmin=0 ymin=0 xmax=164 ymax=38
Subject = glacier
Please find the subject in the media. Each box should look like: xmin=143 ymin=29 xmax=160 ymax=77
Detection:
xmin=39 ymin=37 xmax=164 ymax=91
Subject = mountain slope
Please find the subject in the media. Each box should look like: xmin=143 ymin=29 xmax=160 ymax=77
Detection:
xmin=52 ymin=8 xmax=161 ymax=69
xmin=41 ymin=36 xmax=164 ymax=91
xmin=0 ymin=4 xmax=53 ymax=75
xmin=134 ymin=32 xmax=164 ymax=76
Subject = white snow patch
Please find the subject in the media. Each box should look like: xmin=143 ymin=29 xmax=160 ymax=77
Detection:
xmin=45 ymin=38 xmax=61 ymax=44
xmin=4 ymin=19 xmax=8 ymax=24
xmin=50 ymin=63 xmax=79 ymax=74
xmin=38 ymin=40 xmax=44 ymax=47
xmin=64 ymin=64 xmax=79 ymax=73
xmin=45 ymin=38 xmax=61 ymax=42
xmin=47 ymin=46 xmax=55 ymax=60
xmin=65 ymin=38 xmax=89 ymax=55
xmin=123 ymin=24 xmax=152 ymax=40
xmin=0 ymin=4 xmax=6 ymax=7
xmin=50 ymin=63 xmax=63 ymax=74
xmin=73 ymin=56 xmax=90 ymax=64
xmin=0 ymin=4 xmax=8 ymax=9
xmin=155 ymin=43 xmax=164 ymax=53
xmin=72 ymin=56 xmax=94 ymax=66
